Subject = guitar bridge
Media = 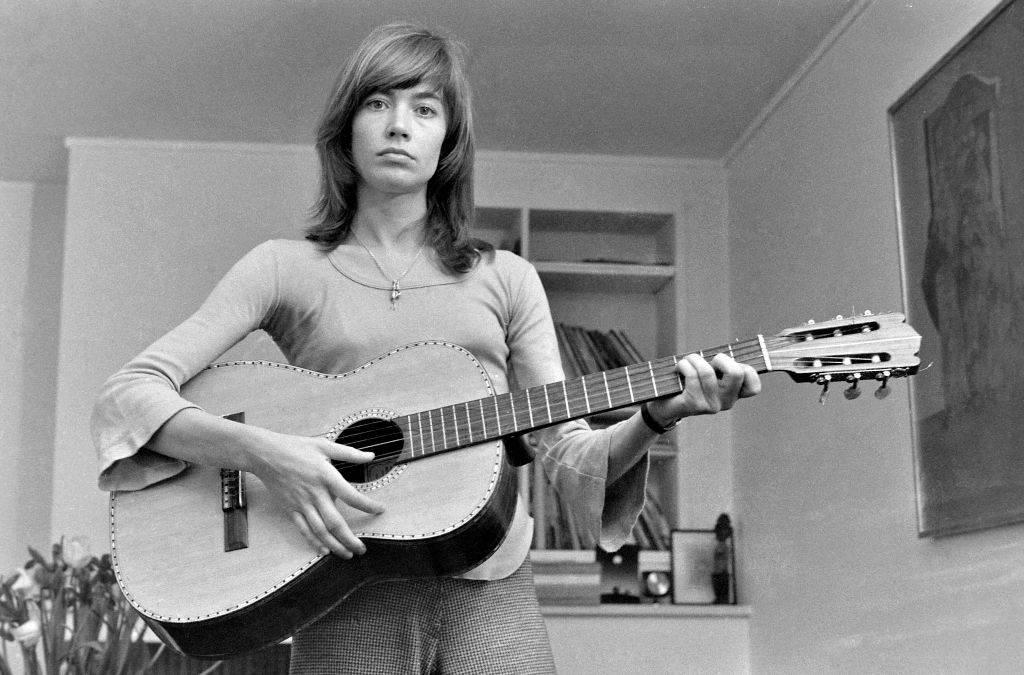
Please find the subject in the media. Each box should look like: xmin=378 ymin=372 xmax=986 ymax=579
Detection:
xmin=221 ymin=412 xmax=249 ymax=552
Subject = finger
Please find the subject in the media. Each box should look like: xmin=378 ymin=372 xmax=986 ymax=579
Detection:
xmin=685 ymin=354 xmax=721 ymax=409
xmin=711 ymin=355 xmax=746 ymax=408
xmin=301 ymin=502 xmax=360 ymax=559
xmin=314 ymin=494 xmax=367 ymax=557
xmin=290 ymin=509 xmax=329 ymax=556
xmin=739 ymin=365 xmax=762 ymax=398
xmin=328 ymin=474 xmax=387 ymax=515
xmin=319 ymin=439 xmax=376 ymax=464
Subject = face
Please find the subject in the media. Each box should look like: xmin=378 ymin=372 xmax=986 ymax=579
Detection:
xmin=350 ymin=83 xmax=448 ymax=198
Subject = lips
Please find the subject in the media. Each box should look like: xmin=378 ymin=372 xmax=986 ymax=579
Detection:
xmin=379 ymin=147 xmax=413 ymax=159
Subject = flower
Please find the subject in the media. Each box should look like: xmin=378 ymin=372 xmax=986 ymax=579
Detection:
xmin=60 ymin=538 xmax=91 ymax=571
xmin=11 ymin=619 xmax=40 ymax=647
xmin=9 ymin=569 xmax=38 ymax=601
xmin=0 ymin=537 xmax=206 ymax=675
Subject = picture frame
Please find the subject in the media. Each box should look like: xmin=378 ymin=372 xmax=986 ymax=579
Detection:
xmin=670 ymin=529 xmax=735 ymax=605
xmin=888 ymin=0 xmax=1024 ymax=537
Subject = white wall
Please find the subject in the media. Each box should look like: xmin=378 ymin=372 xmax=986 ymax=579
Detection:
xmin=727 ymin=1 xmax=1021 ymax=672
xmin=52 ymin=139 xmax=311 ymax=544
xmin=0 ymin=181 xmax=65 ymax=573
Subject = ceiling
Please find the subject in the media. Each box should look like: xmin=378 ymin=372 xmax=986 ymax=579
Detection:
xmin=0 ymin=0 xmax=857 ymax=183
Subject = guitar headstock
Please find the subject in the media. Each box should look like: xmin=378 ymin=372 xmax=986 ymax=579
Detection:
xmin=765 ymin=311 xmax=921 ymax=401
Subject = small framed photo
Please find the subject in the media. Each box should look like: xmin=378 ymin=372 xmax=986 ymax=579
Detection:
xmin=671 ymin=528 xmax=735 ymax=605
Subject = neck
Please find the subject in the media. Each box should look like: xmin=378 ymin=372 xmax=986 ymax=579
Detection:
xmin=354 ymin=187 xmax=429 ymax=250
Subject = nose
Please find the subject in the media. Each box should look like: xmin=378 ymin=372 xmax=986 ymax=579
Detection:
xmin=386 ymin=110 xmax=410 ymax=140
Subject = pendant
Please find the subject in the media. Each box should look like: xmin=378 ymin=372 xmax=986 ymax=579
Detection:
xmin=390 ymin=280 xmax=401 ymax=309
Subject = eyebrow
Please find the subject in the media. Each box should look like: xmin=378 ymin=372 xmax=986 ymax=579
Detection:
xmin=407 ymin=87 xmax=442 ymax=102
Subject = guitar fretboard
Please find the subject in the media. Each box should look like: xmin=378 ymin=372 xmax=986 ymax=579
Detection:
xmin=393 ymin=337 xmax=768 ymax=461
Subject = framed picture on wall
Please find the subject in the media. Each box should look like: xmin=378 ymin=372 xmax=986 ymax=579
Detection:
xmin=888 ymin=0 xmax=1024 ymax=536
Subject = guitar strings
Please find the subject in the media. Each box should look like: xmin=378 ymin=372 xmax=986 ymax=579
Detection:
xmin=331 ymin=339 xmax=886 ymax=462
xmin=330 ymin=327 xmax=890 ymax=465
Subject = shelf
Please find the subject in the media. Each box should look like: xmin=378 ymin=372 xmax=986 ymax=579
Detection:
xmin=535 ymin=261 xmax=675 ymax=293
xmin=540 ymin=603 xmax=751 ymax=619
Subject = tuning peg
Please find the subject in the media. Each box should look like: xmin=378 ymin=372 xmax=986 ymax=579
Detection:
xmin=844 ymin=373 xmax=862 ymax=400
xmin=816 ymin=374 xmax=832 ymax=405
xmin=874 ymin=371 xmax=891 ymax=399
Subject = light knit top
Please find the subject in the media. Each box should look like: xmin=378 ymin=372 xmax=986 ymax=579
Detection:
xmin=91 ymin=239 xmax=648 ymax=579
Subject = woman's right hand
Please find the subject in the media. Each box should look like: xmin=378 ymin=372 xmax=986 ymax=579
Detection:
xmin=148 ymin=408 xmax=386 ymax=560
xmin=251 ymin=432 xmax=387 ymax=559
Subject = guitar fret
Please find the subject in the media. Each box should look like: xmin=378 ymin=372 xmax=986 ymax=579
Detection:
xmin=401 ymin=417 xmax=412 ymax=457
xmin=757 ymin=334 xmax=773 ymax=371
xmin=582 ymin=374 xmax=591 ymax=413
xmin=543 ymin=384 xmax=552 ymax=424
xmin=628 ymin=362 xmax=656 ymax=401
xmin=479 ymin=399 xmax=487 ymax=439
xmin=464 ymin=402 xmax=473 ymax=443
xmin=428 ymin=409 xmax=436 ymax=452
xmin=417 ymin=412 xmax=425 ymax=457
xmin=562 ymin=381 xmax=570 ymax=419
xmin=624 ymin=367 xmax=635 ymax=402
xmin=603 ymin=372 xmax=612 ymax=408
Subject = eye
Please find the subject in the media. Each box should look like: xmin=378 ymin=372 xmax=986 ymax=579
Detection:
xmin=414 ymin=104 xmax=438 ymax=118
xmin=363 ymin=96 xmax=388 ymax=111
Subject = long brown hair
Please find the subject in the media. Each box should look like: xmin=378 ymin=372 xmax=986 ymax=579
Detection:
xmin=307 ymin=23 xmax=491 ymax=273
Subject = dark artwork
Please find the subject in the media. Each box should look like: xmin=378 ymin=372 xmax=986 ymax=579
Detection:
xmin=890 ymin=0 xmax=1024 ymax=536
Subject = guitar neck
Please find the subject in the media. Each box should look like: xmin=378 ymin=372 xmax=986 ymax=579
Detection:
xmin=336 ymin=311 xmax=921 ymax=468
xmin=391 ymin=336 xmax=769 ymax=462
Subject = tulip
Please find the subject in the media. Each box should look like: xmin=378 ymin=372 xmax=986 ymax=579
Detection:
xmin=11 ymin=619 xmax=40 ymax=647
xmin=9 ymin=569 xmax=39 ymax=601
xmin=61 ymin=536 xmax=92 ymax=570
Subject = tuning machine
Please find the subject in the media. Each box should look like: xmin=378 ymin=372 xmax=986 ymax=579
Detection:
xmin=816 ymin=374 xmax=832 ymax=405
xmin=817 ymin=369 xmax=895 ymax=404
xmin=843 ymin=373 xmax=862 ymax=400
xmin=874 ymin=370 xmax=891 ymax=399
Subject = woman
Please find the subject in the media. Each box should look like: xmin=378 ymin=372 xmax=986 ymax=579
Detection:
xmin=92 ymin=22 xmax=759 ymax=674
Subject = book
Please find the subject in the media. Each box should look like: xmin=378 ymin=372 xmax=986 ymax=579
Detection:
xmin=555 ymin=322 xmax=647 ymax=376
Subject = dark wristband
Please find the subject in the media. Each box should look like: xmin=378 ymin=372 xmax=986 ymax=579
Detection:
xmin=641 ymin=402 xmax=677 ymax=434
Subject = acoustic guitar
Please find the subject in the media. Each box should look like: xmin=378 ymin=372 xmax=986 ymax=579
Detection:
xmin=109 ymin=311 xmax=921 ymax=657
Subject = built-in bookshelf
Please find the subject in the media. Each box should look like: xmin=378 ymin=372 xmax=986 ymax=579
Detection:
xmin=474 ymin=203 xmax=680 ymax=551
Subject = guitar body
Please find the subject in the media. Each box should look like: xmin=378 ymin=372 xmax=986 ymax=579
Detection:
xmin=109 ymin=342 xmax=518 ymax=658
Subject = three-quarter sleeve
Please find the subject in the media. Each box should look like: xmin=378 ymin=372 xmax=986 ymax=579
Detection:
xmin=92 ymin=242 xmax=280 ymax=491
xmin=504 ymin=262 xmax=649 ymax=551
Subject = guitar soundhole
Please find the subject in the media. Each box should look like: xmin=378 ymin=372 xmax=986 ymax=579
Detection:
xmin=335 ymin=417 xmax=405 ymax=484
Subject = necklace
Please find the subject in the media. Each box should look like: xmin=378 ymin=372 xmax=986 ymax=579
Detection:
xmin=352 ymin=231 xmax=425 ymax=309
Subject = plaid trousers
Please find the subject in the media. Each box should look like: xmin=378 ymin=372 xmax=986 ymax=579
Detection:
xmin=289 ymin=557 xmax=556 ymax=674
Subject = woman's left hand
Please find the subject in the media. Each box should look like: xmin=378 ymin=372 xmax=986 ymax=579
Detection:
xmin=644 ymin=353 xmax=761 ymax=429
